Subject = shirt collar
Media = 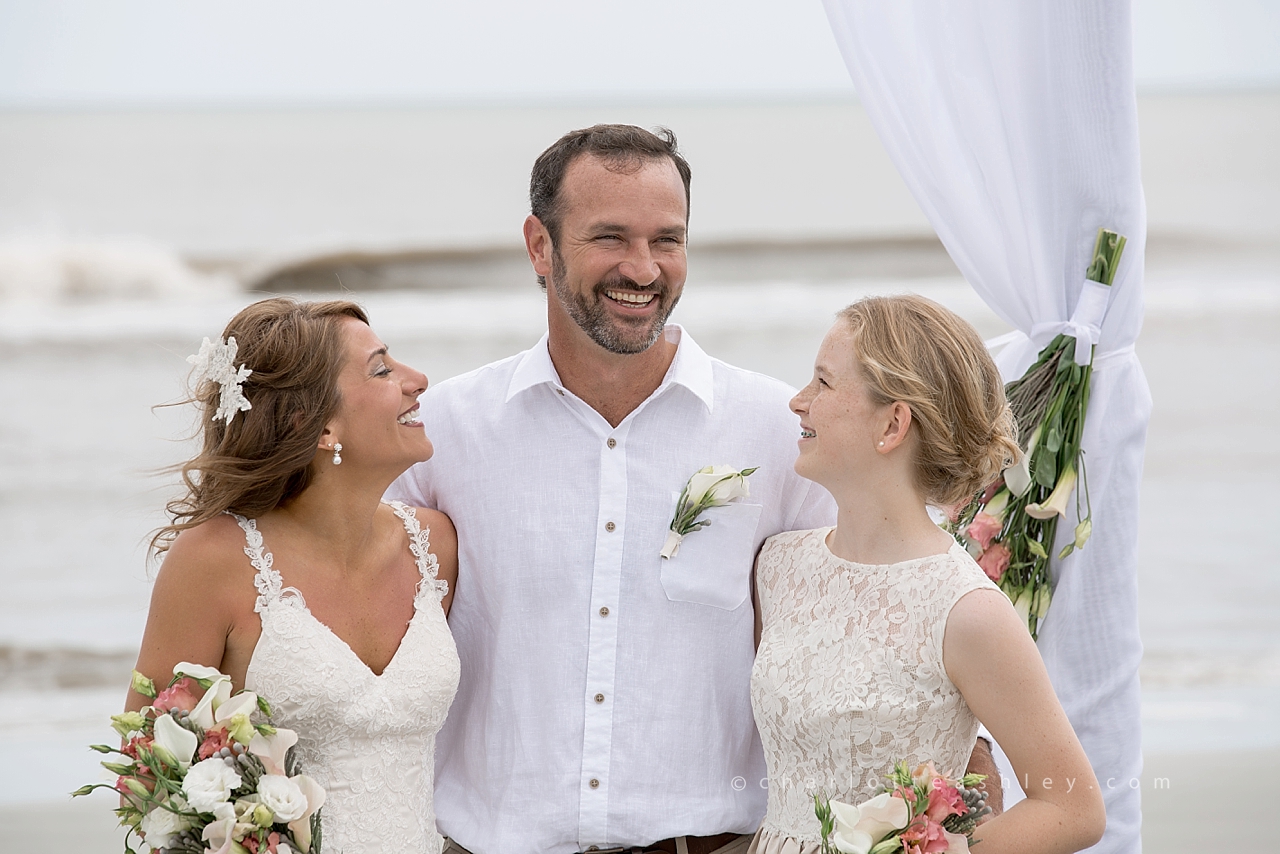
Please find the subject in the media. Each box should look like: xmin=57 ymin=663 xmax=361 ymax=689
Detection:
xmin=504 ymin=324 xmax=716 ymax=413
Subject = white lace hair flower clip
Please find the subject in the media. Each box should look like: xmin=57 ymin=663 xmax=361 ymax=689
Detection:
xmin=187 ymin=336 xmax=253 ymax=424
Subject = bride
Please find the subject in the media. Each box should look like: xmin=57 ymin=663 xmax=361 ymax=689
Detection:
xmin=126 ymin=298 xmax=460 ymax=853
xmin=750 ymin=295 xmax=1105 ymax=854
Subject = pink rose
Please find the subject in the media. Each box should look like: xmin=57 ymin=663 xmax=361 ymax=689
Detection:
xmin=901 ymin=818 xmax=951 ymax=854
xmin=153 ymin=677 xmax=201 ymax=714
xmin=965 ymin=513 xmax=1003 ymax=550
xmin=925 ymin=783 xmax=967 ymax=823
xmin=977 ymin=542 xmax=1012 ymax=582
xmin=198 ymin=728 xmax=231 ymax=761
xmin=120 ymin=734 xmax=152 ymax=760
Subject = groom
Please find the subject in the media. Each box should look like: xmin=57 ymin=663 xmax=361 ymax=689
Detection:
xmin=390 ymin=124 xmax=996 ymax=854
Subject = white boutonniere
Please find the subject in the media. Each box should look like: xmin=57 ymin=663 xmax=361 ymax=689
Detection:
xmin=661 ymin=465 xmax=759 ymax=559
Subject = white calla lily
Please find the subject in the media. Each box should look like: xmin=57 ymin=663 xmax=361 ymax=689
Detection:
xmin=1002 ymin=425 xmax=1041 ymax=497
xmin=201 ymin=802 xmax=240 ymax=854
xmin=249 ymin=727 xmax=299 ymax=776
xmin=686 ymin=465 xmax=752 ymax=505
xmin=214 ymin=691 xmax=258 ymax=724
xmin=190 ymin=676 xmax=233 ymax=730
xmin=153 ymin=712 xmax=199 ymax=770
xmin=287 ymin=774 xmax=326 ymax=852
xmin=830 ymin=792 xmax=910 ymax=852
xmin=173 ymin=662 xmax=226 ymax=682
xmin=1025 ymin=465 xmax=1077 ymax=520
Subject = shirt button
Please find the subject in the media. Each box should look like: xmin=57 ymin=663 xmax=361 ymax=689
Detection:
xmin=605 ymin=521 xmax=616 ymax=532
xmin=589 ymin=778 xmax=600 ymax=789
xmin=607 ymin=437 xmax=616 ymax=449
xmin=555 ymin=388 xmax=565 ymax=396
xmin=599 ymin=606 xmax=609 ymax=617
xmin=594 ymin=693 xmax=605 ymax=704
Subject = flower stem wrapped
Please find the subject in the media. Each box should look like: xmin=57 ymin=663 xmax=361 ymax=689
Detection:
xmin=660 ymin=465 xmax=758 ymax=558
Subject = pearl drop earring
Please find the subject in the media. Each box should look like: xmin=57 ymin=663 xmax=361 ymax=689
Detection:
xmin=332 ymin=443 xmax=343 ymax=466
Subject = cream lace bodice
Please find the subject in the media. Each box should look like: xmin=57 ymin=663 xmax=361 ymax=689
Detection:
xmin=234 ymin=501 xmax=460 ymax=854
xmin=750 ymin=527 xmax=998 ymax=848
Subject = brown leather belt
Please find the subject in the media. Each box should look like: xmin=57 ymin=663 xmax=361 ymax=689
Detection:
xmin=581 ymin=832 xmax=743 ymax=854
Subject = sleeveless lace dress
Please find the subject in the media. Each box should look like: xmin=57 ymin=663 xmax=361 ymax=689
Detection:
xmin=748 ymin=527 xmax=999 ymax=854
xmin=232 ymin=501 xmax=460 ymax=854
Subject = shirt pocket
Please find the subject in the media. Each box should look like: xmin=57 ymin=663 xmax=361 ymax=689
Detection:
xmin=658 ymin=499 xmax=764 ymax=610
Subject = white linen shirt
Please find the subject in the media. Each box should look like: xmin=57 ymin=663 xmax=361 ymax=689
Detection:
xmin=389 ymin=326 xmax=835 ymax=854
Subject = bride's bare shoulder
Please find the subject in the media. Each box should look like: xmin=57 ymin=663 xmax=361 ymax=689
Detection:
xmin=156 ymin=514 xmax=258 ymax=591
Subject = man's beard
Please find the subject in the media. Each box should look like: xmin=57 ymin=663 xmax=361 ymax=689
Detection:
xmin=550 ymin=249 xmax=680 ymax=355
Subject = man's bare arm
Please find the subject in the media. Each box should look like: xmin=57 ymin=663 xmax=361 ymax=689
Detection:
xmin=965 ymin=737 xmax=1003 ymax=817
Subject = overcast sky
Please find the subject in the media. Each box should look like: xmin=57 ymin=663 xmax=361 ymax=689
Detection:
xmin=1 ymin=0 xmax=1278 ymax=107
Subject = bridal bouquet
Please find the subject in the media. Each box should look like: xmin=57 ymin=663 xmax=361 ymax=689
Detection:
xmin=814 ymin=762 xmax=990 ymax=854
xmin=948 ymin=228 xmax=1127 ymax=639
xmin=74 ymin=663 xmax=325 ymax=854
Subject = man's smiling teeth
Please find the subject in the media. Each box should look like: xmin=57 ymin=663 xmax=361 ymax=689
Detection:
xmin=800 ymin=429 xmax=816 ymax=438
xmin=606 ymin=290 xmax=656 ymax=306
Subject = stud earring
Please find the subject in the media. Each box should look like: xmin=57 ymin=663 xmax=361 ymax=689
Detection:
xmin=332 ymin=443 xmax=343 ymax=466
xmin=878 ymin=441 xmax=885 ymax=447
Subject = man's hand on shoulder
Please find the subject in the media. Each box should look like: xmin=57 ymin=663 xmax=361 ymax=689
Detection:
xmin=965 ymin=737 xmax=1003 ymax=818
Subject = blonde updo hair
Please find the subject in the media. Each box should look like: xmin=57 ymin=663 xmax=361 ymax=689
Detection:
xmin=837 ymin=295 xmax=1020 ymax=507
xmin=151 ymin=297 xmax=369 ymax=557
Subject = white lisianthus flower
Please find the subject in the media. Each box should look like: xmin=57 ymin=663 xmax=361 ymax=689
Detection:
xmin=182 ymin=757 xmax=243 ymax=813
xmin=153 ymin=712 xmax=198 ymax=770
xmin=139 ymin=796 xmax=193 ymax=848
xmin=256 ymin=774 xmax=309 ymax=822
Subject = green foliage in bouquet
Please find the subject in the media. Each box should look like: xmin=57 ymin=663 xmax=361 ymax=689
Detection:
xmin=74 ymin=665 xmax=324 ymax=854
xmin=949 ymin=229 xmax=1126 ymax=639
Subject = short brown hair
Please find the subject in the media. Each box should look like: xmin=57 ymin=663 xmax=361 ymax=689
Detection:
xmin=152 ymin=297 xmax=368 ymax=556
xmin=837 ymin=295 xmax=1019 ymax=507
xmin=530 ymin=124 xmax=692 ymax=247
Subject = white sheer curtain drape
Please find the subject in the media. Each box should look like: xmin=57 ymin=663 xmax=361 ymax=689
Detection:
xmin=820 ymin=3 xmax=1149 ymax=851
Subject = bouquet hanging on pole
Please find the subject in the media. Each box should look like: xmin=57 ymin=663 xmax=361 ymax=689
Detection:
xmin=947 ymin=228 xmax=1127 ymax=639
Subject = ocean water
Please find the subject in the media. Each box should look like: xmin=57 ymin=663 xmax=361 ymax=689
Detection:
xmin=1 ymin=96 xmax=1278 ymax=807
xmin=1 ymin=269 xmax=1278 ymax=805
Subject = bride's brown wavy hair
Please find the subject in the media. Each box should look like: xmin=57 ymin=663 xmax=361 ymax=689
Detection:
xmin=151 ymin=297 xmax=369 ymax=558
xmin=838 ymin=295 xmax=1020 ymax=508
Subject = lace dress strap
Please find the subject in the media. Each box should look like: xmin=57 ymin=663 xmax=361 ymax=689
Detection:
xmin=386 ymin=501 xmax=449 ymax=603
xmin=227 ymin=512 xmax=302 ymax=613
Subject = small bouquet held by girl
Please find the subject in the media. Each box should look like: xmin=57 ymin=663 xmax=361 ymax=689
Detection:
xmin=74 ymin=663 xmax=325 ymax=854
xmin=814 ymin=762 xmax=990 ymax=854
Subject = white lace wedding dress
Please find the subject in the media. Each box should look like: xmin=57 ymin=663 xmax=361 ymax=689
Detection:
xmin=748 ymin=527 xmax=998 ymax=854
xmin=233 ymin=501 xmax=460 ymax=854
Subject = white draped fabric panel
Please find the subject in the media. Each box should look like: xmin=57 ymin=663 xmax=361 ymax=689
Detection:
xmin=820 ymin=3 xmax=1149 ymax=852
